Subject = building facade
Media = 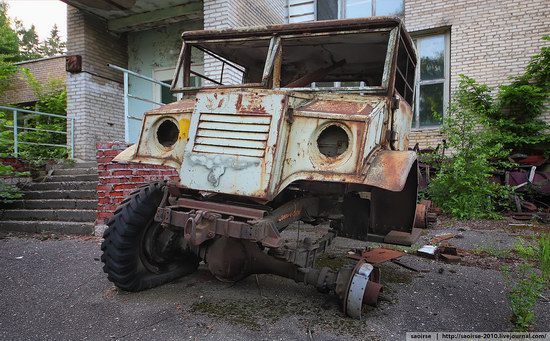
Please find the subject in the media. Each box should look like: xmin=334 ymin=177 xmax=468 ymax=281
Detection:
xmin=288 ymin=0 xmax=550 ymax=149
xmin=2 ymin=55 xmax=66 ymax=106
xmin=63 ymin=0 xmax=286 ymax=160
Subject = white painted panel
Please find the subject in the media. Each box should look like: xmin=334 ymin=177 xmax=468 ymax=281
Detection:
xmin=288 ymin=0 xmax=315 ymax=23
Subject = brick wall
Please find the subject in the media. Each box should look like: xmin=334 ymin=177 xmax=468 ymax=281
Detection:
xmin=66 ymin=6 xmax=128 ymax=160
xmin=95 ymin=142 xmax=179 ymax=226
xmin=404 ymin=0 xmax=550 ymax=149
xmin=203 ymin=0 xmax=286 ymax=83
xmin=2 ymin=56 xmax=66 ymax=105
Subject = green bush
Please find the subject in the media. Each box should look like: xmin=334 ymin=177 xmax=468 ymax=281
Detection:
xmin=428 ymin=76 xmax=510 ymax=219
xmin=1 ymin=69 xmax=68 ymax=165
xmin=486 ymin=36 xmax=550 ymax=155
xmin=0 ymin=164 xmax=23 ymax=203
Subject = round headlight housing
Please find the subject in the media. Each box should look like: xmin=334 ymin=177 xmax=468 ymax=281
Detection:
xmin=156 ymin=119 xmax=179 ymax=148
xmin=317 ymin=124 xmax=350 ymax=158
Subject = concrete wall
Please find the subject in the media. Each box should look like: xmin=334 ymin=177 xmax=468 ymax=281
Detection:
xmin=2 ymin=56 xmax=67 ymax=106
xmin=126 ymin=20 xmax=202 ymax=143
xmin=66 ymin=6 xmax=128 ymax=160
xmin=404 ymin=0 xmax=550 ymax=149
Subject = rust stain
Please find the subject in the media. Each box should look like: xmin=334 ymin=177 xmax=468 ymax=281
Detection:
xmin=300 ymin=100 xmax=374 ymax=115
xmin=236 ymin=93 xmax=267 ymax=114
xmin=149 ymin=99 xmax=195 ymax=113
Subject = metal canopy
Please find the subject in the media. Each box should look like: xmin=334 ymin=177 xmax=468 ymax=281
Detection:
xmin=61 ymin=0 xmax=202 ymax=32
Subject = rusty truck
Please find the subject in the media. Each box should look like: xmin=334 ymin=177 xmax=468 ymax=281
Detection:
xmin=101 ymin=16 xmax=420 ymax=319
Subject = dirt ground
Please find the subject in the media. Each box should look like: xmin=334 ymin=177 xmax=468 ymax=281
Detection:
xmin=0 ymin=217 xmax=549 ymax=340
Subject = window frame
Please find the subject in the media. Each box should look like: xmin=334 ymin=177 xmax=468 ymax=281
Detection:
xmin=172 ymin=27 xmax=401 ymax=95
xmin=315 ymin=0 xmax=405 ymax=20
xmin=412 ymin=30 xmax=450 ymax=129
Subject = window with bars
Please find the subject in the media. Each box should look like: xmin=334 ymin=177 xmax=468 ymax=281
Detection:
xmin=413 ymin=33 xmax=449 ymax=128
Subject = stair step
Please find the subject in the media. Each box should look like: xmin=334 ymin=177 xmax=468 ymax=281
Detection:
xmin=44 ymin=174 xmax=98 ymax=182
xmin=0 ymin=220 xmax=94 ymax=235
xmin=7 ymin=199 xmax=97 ymax=210
xmin=51 ymin=161 xmax=97 ymax=169
xmin=24 ymin=190 xmax=97 ymax=200
xmin=24 ymin=181 xmax=96 ymax=191
xmin=1 ymin=209 xmax=96 ymax=222
xmin=52 ymin=167 xmax=98 ymax=176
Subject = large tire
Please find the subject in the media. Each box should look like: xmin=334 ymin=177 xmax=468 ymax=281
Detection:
xmin=101 ymin=181 xmax=199 ymax=292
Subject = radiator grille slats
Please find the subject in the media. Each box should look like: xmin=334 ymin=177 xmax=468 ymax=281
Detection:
xmin=193 ymin=112 xmax=271 ymax=157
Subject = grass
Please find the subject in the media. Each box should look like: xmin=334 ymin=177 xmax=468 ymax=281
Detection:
xmin=513 ymin=238 xmax=538 ymax=260
xmin=538 ymin=233 xmax=550 ymax=281
xmin=504 ymin=233 xmax=550 ymax=332
xmin=471 ymin=244 xmax=512 ymax=258
xmin=505 ymin=265 xmax=546 ymax=332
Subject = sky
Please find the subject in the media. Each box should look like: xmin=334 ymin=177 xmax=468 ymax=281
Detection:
xmin=6 ymin=0 xmax=67 ymax=41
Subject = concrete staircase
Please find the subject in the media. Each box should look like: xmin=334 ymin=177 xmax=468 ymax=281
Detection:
xmin=0 ymin=161 xmax=98 ymax=235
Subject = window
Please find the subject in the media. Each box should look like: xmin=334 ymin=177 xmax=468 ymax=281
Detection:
xmin=413 ymin=33 xmax=449 ymax=128
xmin=316 ymin=0 xmax=404 ymax=20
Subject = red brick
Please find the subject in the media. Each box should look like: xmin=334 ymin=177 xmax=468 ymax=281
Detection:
xmin=112 ymin=170 xmax=132 ymax=176
xmin=113 ymin=183 xmax=138 ymax=191
xmin=97 ymin=156 xmax=114 ymax=164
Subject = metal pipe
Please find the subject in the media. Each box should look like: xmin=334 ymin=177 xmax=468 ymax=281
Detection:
xmin=5 ymin=126 xmax=68 ymax=135
xmin=127 ymin=94 xmax=164 ymax=106
xmin=123 ymin=71 xmax=129 ymax=143
xmin=70 ymin=118 xmax=75 ymax=159
xmin=0 ymin=106 xmax=67 ymax=119
xmin=13 ymin=109 xmax=18 ymax=157
xmin=108 ymin=64 xmax=170 ymax=87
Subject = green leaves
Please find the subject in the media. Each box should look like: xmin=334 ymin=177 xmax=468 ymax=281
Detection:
xmin=505 ymin=265 xmax=546 ymax=332
xmin=428 ymin=76 xmax=510 ymax=219
xmin=427 ymin=38 xmax=550 ymax=218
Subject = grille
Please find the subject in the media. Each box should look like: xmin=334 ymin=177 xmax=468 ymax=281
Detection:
xmin=193 ymin=112 xmax=271 ymax=157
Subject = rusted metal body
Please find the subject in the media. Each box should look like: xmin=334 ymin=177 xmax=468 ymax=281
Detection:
xmin=110 ymin=17 xmax=419 ymax=319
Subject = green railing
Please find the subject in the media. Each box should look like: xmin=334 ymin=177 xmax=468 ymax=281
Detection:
xmin=0 ymin=106 xmax=74 ymax=158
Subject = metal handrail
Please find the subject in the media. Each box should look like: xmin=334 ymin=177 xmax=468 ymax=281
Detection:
xmin=0 ymin=105 xmax=74 ymax=158
xmin=108 ymin=64 xmax=173 ymax=143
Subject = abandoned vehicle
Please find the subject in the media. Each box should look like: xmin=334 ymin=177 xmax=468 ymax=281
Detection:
xmin=101 ymin=16 xmax=420 ymax=319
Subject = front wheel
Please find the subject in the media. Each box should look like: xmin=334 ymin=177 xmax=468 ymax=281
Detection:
xmin=100 ymin=181 xmax=199 ymax=291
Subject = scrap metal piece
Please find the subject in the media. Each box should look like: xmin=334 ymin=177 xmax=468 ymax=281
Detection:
xmin=417 ymin=245 xmax=438 ymax=259
xmin=383 ymin=228 xmax=421 ymax=246
xmin=348 ymin=247 xmax=405 ymax=265
xmin=414 ymin=203 xmax=428 ymax=228
xmin=430 ymin=233 xmax=455 ymax=244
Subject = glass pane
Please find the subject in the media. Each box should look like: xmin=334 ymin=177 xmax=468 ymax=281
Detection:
xmin=419 ymin=83 xmax=443 ymax=127
xmin=419 ymin=35 xmax=445 ymax=81
xmin=161 ymin=81 xmax=176 ymax=104
xmin=375 ymin=0 xmax=404 ymax=16
xmin=345 ymin=0 xmax=372 ymax=18
xmin=317 ymin=0 xmax=338 ymax=20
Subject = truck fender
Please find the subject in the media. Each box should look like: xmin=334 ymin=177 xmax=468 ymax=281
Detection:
xmin=363 ymin=150 xmax=418 ymax=192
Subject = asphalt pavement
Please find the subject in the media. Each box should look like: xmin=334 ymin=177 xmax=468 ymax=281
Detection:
xmin=0 ymin=226 xmax=548 ymax=341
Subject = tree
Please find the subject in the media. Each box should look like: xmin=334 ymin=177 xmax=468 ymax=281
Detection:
xmin=15 ymin=19 xmax=41 ymax=60
xmin=0 ymin=1 xmax=19 ymax=98
xmin=39 ymin=24 xmax=65 ymax=57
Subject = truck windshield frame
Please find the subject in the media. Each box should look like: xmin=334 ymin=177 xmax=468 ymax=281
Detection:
xmin=171 ymin=18 xmax=415 ymax=102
